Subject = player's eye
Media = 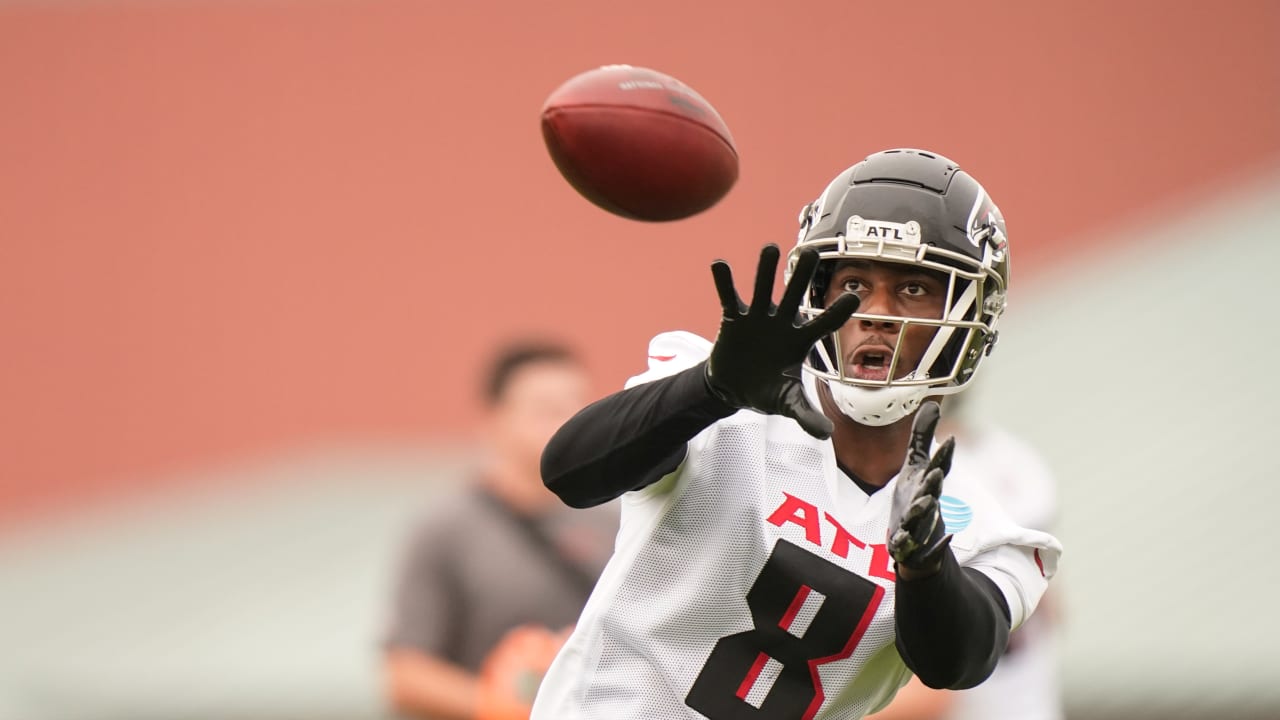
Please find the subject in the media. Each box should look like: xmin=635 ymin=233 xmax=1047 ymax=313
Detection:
xmin=901 ymin=282 xmax=928 ymax=297
xmin=840 ymin=279 xmax=866 ymax=294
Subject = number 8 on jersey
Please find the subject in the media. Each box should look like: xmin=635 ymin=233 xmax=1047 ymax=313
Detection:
xmin=686 ymin=539 xmax=885 ymax=719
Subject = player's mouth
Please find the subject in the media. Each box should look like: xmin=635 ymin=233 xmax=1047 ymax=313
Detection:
xmin=847 ymin=345 xmax=897 ymax=382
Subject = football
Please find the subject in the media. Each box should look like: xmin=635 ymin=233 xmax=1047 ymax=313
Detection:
xmin=540 ymin=65 xmax=739 ymax=222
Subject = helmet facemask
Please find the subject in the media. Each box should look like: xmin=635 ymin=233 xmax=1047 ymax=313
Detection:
xmin=787 ymin=215 xmax=1007 ymax=427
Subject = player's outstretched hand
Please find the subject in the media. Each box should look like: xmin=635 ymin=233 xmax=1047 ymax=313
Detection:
xmin=887 ymin=401 xmax=956 ymax=576
xmin=705 ymin=244 xmax=860 ymax=439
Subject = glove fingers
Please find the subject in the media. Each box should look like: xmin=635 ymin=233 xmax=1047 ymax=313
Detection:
xmin=888 ymin=528 xmax=915 ymax=557
xmin=778 ymin=247 xmax=819 ymax=319
xmin=921 ymin=466 xmax=946 ymax=501
xmin=928 ymin=436 xmax=955 ymax=476
xmin=780 ymin=381 xmax=833 ymax=439
xmin=802 ymin=291 xmax=860 ymax=342
xmin=748 ymin=244 xmax=781 ymax=315
xmin=902 ymin=494 xmax=937 ymax=531
xmin=907 ymin=401 xmax=941 ymax=466
xmin=710 ymin=260 xmax=745 ymax=317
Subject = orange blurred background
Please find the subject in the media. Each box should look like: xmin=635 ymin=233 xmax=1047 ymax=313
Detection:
xmin=3 ymin=0 xmax=1276 ymax=528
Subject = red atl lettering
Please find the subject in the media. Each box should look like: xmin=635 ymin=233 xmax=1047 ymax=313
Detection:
xmin=766 ymin=492 xmax=822 ymax=545
xmin=767 ymin=494 xmax=894 ymax=580
xmin=823 ymin=512 xmax=865 ymax=559
xmin=868 ymin=543 xmax=896 ymax=582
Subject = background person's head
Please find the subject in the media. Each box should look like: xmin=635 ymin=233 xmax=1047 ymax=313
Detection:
xmin=483 ymin=341 xmax=590 ymax=480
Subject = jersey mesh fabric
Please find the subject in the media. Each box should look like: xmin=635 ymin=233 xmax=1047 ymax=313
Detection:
xmin=538 ymin=414 xmax=911 ymax=720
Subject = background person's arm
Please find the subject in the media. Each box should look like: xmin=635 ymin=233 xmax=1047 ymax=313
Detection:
xmin=385 ymin=649 xmax=479 ymax=720
xmin=867 ymin=676 xmax=953 ymax=720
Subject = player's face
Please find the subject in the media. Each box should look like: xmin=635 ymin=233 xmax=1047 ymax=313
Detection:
xmin=821 ymin=260 xmax=948 ymax=381
xmin=492 ymin=360 xmax=590 ymax=472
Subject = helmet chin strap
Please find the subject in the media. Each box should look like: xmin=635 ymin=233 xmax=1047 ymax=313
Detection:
xmin=801 ymin=371 xmax=929 ymax=427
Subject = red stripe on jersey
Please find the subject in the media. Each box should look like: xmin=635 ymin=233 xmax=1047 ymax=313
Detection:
xmin=778 ymin=585 xmax=812 ymax=632
xmin=803 ymin=584 xmax=886 ymax=720
xmin=736 ymin=652 xmax=771 ymax=701
xmin=1034 ymin=548 xmax=1045 ymax=577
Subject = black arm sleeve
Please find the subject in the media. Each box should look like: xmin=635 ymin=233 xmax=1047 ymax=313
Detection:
xmin=541 ymin=361 xmax=736 ymax=508
xmin=894 ymin=550 xmax=1012 ymax=689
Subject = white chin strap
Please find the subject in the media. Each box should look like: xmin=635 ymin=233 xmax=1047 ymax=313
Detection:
xmin=802 ymin=369 xmax=929 ymax=427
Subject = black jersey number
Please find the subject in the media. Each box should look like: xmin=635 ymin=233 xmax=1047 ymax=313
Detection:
xmin=685 ymin=539 xmax=884 ymax=720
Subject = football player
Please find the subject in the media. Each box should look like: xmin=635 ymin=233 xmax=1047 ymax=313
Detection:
xmin=531 ymin=149 xmax=1062 ymax=720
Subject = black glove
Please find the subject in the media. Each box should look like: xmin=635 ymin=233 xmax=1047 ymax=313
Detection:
xmin=887 ymin=401 xmax=956 ymax=575
xmin=704 ymin=244 xmax=860 ymax=439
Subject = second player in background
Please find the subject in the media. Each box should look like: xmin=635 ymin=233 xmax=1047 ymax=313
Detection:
xmin=869 ymin=390 xmax=1062 ymax=720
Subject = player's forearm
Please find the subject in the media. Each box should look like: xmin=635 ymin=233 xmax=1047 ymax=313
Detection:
xmin=893 ymin=550 xmax=1011 ymax=690
xmin=541 ymin=361 xmax=735 ymax=508
xmin=385 ymin=650 xmax=479 ymax=720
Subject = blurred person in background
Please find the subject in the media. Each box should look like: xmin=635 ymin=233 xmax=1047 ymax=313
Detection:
xmin=869 ymin=391 xmax=1062 ymax=720
xmin=383 ymin=341 xmax=619 ymax=720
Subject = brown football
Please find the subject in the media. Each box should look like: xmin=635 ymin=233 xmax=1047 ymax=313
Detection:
xmin=540 ymin=65 xmax=739 ymax=222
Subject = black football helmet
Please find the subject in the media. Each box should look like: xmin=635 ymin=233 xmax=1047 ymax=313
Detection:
xmin=786 ymin=148 xmax=1010 ymax=426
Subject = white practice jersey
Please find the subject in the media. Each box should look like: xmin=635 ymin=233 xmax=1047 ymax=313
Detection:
xmin=531 ymin=331 xmax=1062 ymax=720
xmin=945 ymin=426 xmax=1063 ymax=720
